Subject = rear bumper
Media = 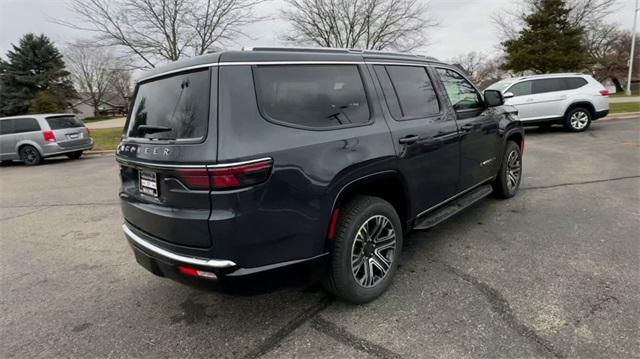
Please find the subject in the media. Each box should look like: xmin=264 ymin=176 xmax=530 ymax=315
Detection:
xmin=122 ymin=222 xmax=328 ymax=281
xmin=41 ymin=139 xmax=94 ymax=157
xmin=594 ymin=109 xmax=609 ymax=120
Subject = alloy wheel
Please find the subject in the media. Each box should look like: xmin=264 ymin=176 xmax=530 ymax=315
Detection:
xmin=23 ymin=148 xmax=38 ymax=164
xmin=570 ymin=111 xmax=589 ymax=130
xmin=506 ymin=150 xmax=521 ymax=191
xmin=351 ymin=215 xmax=396 ymax=288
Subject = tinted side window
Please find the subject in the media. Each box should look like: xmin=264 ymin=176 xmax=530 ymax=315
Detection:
xmin=13 ymin=118 xmax=41 ymax=133
xmin=507 ymin=81 xmax=532 ymax=97
xmin=384 ymin=65 xmax=439 ymax=119
xmin=532 ymin=78 xmax=567 ymax=94
xmin=0 ymin=120 xmax=15 ymax=135
xmin=566 ymin=77 xmax=587 ymax=89
xmin=254 ymin=65 xmax=370 ymax=128
xmin=436 ymin=68 xmax=483 ymax=111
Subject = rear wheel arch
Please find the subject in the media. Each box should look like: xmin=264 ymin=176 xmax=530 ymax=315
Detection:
xmin=330 ymin=171 xmax=411 ymax=234
xmin=564 ymin=101 xmax=595 ymax=118
xmin=17 ymin=141 xmax=43 ymax=156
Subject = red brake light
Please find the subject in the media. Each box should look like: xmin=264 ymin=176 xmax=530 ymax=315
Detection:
xmin=178 ymin=266 xmax=217 ymax=279
xmin=209 ymin=160 xmax=273 ymax=189
xmin=328 ymin=209 xmax=340 ymax=240
xmin=599 ymin=89 xmax=609 ymax=96
xmin=43 ymin=131 xmax=56 ymax=142
xmin=173 ymin=159 xmax=273 ymax=191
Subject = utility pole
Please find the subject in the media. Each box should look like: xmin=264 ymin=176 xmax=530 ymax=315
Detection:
xmin=626 ymin=0 xmax=639 ymax=95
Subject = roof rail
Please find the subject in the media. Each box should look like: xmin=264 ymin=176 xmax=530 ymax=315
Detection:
xmin=249 ymin=47 xmax=439 ymax=62
xmin=518 ymin=72 xmax=585 ymax=80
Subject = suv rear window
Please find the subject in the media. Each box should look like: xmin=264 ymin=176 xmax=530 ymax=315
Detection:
xmin=127 ymin=69 xmax=210 ymax=140
xmin=254 ymin=65 xmax=370 ymax=129
xmin=46 ymin=116 xmax=83 ymax=130
xmin=566 ymin=77 xmax=588 ymax=89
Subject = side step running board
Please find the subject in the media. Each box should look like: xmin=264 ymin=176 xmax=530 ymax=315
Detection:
xmin=413 ymin=184 xmax=493 ymax=230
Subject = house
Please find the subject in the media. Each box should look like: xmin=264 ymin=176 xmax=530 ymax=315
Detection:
xmin=70 ymin=93 xmax=129 ymax=119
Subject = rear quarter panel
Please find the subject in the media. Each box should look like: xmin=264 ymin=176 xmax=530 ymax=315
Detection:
xmin=215 ymin=64 xmax=397 ymax=267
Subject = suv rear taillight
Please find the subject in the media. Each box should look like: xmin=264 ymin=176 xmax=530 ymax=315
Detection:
xmin=43 ymin=131 xmax=56 ymax=142
xmin=599 ymin=89 xmax=609 ymax=96
xmin=173 ymin=159 xmax=273 ymax=190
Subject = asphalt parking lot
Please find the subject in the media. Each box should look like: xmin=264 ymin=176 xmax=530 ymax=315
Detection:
xmin=1 ymin=118 xmax=638 ymax=358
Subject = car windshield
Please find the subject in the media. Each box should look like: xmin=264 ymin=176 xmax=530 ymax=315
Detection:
xmin=486 ymin=81 xmax=515 ymax=92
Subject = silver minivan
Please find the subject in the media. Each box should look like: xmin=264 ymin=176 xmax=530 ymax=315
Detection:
xmin=0 ymin=114 xmax=94 ymax=165
xmin=487 ymin=74 xmax=609 ymax=132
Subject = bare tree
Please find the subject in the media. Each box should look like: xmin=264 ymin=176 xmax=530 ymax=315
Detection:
xmin=281 ymin=0 xmax=438 ymax=51
xmin=65 ymin=43 xmax=118 ymax=117
xmin=449 ymin=52 xmax=506 ymax=89
xmin=58 ymin=0 xmax=265 ymax=68
xmin=110 ymin=68 xmax=134 ymax=108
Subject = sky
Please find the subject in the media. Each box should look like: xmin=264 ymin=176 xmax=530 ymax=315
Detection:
xmin=0 ymin=0 xmax=636 ymax=65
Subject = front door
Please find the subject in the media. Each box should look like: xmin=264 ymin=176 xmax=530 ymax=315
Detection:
xmin=433 ymin=67 xmax=501 ymax=190
xmin=372 ymin=64 xmax=460 ymax=214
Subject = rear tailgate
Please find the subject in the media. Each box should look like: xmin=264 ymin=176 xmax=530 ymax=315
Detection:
xmin=117 ymin=67 xmax=217 ymax=248
xmin=45 ymin=115 xmax=91 ymax=148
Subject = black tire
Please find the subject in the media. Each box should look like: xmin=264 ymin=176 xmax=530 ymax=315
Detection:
xmin=563 ymin=107 xmax=592 ymax=132
xmin=492 ymin=141 xmax=522 ymax=199
xmin=66 ymin=151 xmax=83 ymax=160
xmin=323 ymin=196 xmax=403 ymax=304
xmin=19 ymin=145 xmax=42 ymax=166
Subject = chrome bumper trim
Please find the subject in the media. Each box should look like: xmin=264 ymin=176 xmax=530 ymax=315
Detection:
xmin=122 ymin=223 xmax=236 ymax=268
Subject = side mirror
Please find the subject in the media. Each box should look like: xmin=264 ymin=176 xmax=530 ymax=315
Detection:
xmin=484 ymin=90 xmax=504 ymax=107
xmin=503 ymin=92 xmax=514 ymax=99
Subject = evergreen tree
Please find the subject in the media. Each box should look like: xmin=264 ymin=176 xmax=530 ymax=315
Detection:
xmin=502 ymin=0 xmax=589 ymax=74
xmin=0 ymin=33 xmax=77 ymax=116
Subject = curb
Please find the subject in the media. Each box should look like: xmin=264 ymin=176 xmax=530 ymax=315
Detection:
xmin=602 ymin=112 xmax=640 ymax=120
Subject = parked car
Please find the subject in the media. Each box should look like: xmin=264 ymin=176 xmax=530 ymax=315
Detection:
xmin=116 ymin=48 xmax=524 ymax=303
xmin=0 ymin=114 xmax=94 ymax=165
xmin=486 ymin=73 xmax=609 ymax=132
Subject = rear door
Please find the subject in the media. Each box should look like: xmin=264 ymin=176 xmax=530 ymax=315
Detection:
xmin=117 ymin=67 xmax=217 ymax=248
xmin=373 ymin=64 xmax=460 ymax=211
xmin=434 ymin=67 xmax=501 ymax=190
xmin=528 ymin=78 xmax=570 ymax=119
xmin=44 ymin=115 xmax=90 ymax=149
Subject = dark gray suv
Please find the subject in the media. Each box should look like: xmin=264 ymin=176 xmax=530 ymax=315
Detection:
xmin=117 ymin=48 xmax=524 ymax=303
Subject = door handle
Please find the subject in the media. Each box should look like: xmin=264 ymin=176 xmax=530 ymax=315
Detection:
xmin=460 ymin=123 xmax=474 ymax=132
xmin=399 ymin=135 xmax=420 ymax=144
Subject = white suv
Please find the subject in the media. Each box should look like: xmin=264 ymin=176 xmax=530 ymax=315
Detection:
xmin=487 ymin=73 xmax=609 ymax=132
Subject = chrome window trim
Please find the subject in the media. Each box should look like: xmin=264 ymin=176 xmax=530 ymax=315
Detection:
xmin=123 ymin=223 xmax=237 ymax=268
xmin=115 ymin=156 xmax=273 ymax=170
xmin=138 ymin=60 xmax=441 ymax=82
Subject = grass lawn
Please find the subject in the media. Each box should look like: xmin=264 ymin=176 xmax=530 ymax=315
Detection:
xmin=90 ymin=127 xmax=122 ymax=151
xmin=609 ymin=102 xmax=640 ymax=114
xmin=610 ymin=89 xmax=640 ymax=97
xmin=83 ymin=116 xmax=121 ymax=123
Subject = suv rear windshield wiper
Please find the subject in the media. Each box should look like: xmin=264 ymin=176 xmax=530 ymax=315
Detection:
xmin=136 ymin=125 xmax=173 ymax=136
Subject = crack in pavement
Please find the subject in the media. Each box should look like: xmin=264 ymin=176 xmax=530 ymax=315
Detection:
xmin=242 ymin=296 xmax=334 ymax=359
xmin=0 ymin=201 xmax=119 ymax=209
xmin=311 ymin=316 xmax=404 ymax=359
xmin=521 ymin=175 xmax=639 ymax=191
xmin=431 ymin=260 xmax=565 ymax=359
xmin=0 ymin=206 xmax=50 ymax=221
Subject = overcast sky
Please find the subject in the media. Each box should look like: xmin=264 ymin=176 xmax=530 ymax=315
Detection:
xmin=0 ymin=0 xmax=636 ymax=65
